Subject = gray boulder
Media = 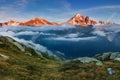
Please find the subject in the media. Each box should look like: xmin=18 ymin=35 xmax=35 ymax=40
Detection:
xmin=114 ymin=58 xmax=120 ymax=61
xmin=94 ymin=52 xmax=120 ymax=61
xmin=73 ymin=57 xmax=103 ymax=66
xmin=107 ymin=68 xmax=115 ymax=76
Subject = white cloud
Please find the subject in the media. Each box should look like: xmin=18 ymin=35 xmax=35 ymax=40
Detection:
xmin=45 ymin=5 xmax=120 ymax=23
xmin=65 ymin=33 xmax=79 ymax=38
xmin=16 ymin=31 xmax=39 ymax=36
xmin=60 ymin=5 xmax=120 ymax=23
xmin=60 ymin=5 xmax=120 ymax=16
xmin=60 ymin=0 xmax=72 ymax=11
xmin=48 ymin=37 xmax=97 ymax=41
xmin=92 ymin=30 xmax=106 ymax=37
xmin=79 ymin=5 xmax=120 ymax=12
xmin=17 ymin=0 xmax=29 ymax=7
xmin=0 ymin=0 xmax=33 ymax=22
xmin=107 ymin=12 xmax=117 ymax=22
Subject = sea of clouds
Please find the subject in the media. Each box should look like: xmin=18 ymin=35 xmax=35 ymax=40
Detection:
xmin=0 ymin=24 xmax=120 ymax=58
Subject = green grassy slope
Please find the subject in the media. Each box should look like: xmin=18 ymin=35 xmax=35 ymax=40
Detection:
xmin=0 ymin=36 xmax=120 ymax=80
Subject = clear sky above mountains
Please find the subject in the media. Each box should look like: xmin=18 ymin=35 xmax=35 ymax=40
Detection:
xmin=0 ymin=0 xmax=120 ymax=23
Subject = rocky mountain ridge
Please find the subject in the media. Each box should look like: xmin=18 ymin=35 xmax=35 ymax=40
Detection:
xmin=65 ymin=14 xmax=97 ymax=26
xmin=0 ymin=14 xmax=114 ymax=27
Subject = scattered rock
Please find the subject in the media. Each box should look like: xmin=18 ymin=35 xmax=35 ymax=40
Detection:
xmin=0 ymin=54 xmax=9 ymax=60
xmin=25 ymin=52 xmax=32 ymax=56
xmin=114 ymin=58 xmax=120 ymax=61
xmin=94 ymin=52 xmax=120 ymax=61
xmin=110 ymin=53 xmax=120 ymax=59
xmin=6 ymin=37 xmax=25 ymax=52
xmin=74 ymin=57 xmax=103 ymax=66
xmin=107 ymin=68 xmax=115 ymax=76
xmin=12 ymin=42 xmax=25 ymax=52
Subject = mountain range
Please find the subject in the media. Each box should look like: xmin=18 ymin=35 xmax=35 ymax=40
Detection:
xmin=0 ymin=14 xmax=114 ymax=27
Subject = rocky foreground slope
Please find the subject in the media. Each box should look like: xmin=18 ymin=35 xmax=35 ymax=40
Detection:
xmin=0 ymin=36 xmax=120 ymax=80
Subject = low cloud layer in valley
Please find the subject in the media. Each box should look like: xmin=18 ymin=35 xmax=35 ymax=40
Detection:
xmin=0 ymin=25 xmax=120 ymax=58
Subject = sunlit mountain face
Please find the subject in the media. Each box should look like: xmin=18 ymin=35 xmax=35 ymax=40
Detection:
xmin=0 ymin=24 xmax=120 ymax=59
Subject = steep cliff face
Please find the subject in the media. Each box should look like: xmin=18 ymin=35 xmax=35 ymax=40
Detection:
xmin=66 ymin=14 xmax=97 ymax=26
xmin=85 ymin=16 xmax=91 ymax=25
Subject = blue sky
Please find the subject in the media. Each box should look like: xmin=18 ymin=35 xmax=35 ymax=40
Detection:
xmin=0 ymin=0 xmax=120 ymax=23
